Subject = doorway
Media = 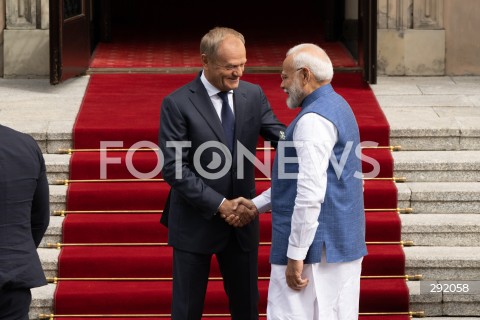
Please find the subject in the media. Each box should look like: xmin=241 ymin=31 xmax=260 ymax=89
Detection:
xmin=51 ymin=0 xmax=376 ymax=83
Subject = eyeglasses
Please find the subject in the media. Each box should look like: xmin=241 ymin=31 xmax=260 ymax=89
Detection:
xmin=281 ymin=67 xmax=304 ymax=81
xmin=214 ymin=63 xmax=246 ymax=71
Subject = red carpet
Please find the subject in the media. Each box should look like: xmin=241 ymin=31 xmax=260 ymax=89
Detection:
xmin=69 ymin=148 xmax=393 ymax=180
xmin=90 ymin=28 xmax=357 ymax=69
xmin=73 ymin=74 xmax=389 ymax=148
xmin=54 ymin=73 xmax=410 ymax=318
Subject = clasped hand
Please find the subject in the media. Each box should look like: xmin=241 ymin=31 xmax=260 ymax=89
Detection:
xmin=218 ymin=197 xmax=258 ymax=227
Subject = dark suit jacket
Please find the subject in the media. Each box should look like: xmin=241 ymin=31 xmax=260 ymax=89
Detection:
xmin=159 ymin=73 xmax=285 ymax=254
xmin=0 ymin=125 xmax=50 ymax=290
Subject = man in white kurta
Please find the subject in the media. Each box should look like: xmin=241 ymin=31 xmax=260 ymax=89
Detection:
xmin=233 ymin=43 xmax=367 ymax=320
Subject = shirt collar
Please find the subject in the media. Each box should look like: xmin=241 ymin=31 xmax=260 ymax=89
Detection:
xmin=200 ymin=71 xmax=233 ymax=97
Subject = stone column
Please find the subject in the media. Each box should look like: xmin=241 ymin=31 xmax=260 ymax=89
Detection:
xmin=6 ymin=0 xmax=36 ymax=29
xmin=343 ymin=0 xmax=358 ymax=58
xmin=4 ymin=0 xmax=49 ymax=77
xmin=377 ymin=0 xmax=445 ymax=75
xmin=0 ymin=0 xmax=5 ymax=76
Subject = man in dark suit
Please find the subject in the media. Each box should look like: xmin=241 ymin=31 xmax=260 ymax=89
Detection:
xmin=0 ymin=124 xmax=50 ymax=319
xmin=159 ymin=27 xmax=286 ymax=320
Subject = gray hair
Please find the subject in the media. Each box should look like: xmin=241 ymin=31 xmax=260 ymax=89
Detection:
xmin=286 ymin=43 xmax=334 ymax=82
xmin=200 ymin=27 xmax=245 ymax=60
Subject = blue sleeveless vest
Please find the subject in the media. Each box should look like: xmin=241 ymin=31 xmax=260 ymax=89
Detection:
xmin=270 ymin=84 xmax=367 ymax=264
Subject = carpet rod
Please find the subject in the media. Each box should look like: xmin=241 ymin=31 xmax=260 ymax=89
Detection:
xmin=365 ymin=208 xmax=413 ymax=213
xmin=38 ymin=311 xmax=425 ymax=319
xmin=55 ymin=177 xmax=405 ymax=185
xmin=53 ymin=210 xmax=164 ymax=216
xmin=46 ymin=241 xmax=414 ymax=249
xmin=58 ymin=145 xmax=402 ymax=154
xmin=54 ymin=177 xmax=272 ymax=185
xmin=52 ymin=208 xmax=412 ymax=216
xmin=363 ymin=145 xmax=402 ymax=151
xmin=47 ymin=275 xmax=423 ymax=283
xmin=363 ymin=177 xmax=407 ymax=182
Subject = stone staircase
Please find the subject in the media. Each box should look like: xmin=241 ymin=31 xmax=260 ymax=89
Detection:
xmin=2 ymin=75 xmax=479 ymax=319
xmin=33 ymin=150 xmax=480 ymax=318
xmin=376 ymin=76 xmax=480 ymax=318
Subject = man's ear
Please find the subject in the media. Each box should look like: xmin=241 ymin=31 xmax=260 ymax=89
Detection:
xmin=302 ymin=68 xmax=310 ymax=82
xmin=201 ymin=54 xmax=209 ymax=67
xmin=298 ymin=69 xmax=308 ymax=86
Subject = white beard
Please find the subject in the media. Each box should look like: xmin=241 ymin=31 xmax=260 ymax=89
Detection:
xmin=286 ymin=78 xmax=304 ymax=109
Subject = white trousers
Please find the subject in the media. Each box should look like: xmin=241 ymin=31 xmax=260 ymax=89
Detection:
xmin=267 ymin=256 xmax=363 ymax=320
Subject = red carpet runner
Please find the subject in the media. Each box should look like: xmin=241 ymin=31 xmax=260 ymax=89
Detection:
xmin=90 ymin=28 xmax=357 ymax=69
xmin=54 ymin=73 xmax=410 ymax=319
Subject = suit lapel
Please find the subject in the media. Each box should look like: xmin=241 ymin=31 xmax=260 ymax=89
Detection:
xmin=232 ymin=87 xmax=248 ymax=148
xmin=189 ymin=78 xmax=228 ymax=146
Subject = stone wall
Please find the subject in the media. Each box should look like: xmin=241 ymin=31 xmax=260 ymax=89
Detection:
xmin=377 ymin=0 xmax=445 ymax=76
xmin=2 ymin=0 xmax=479 ymax=78
xmin=3 ymin=0 xmax=49 ymax=77
xmin=444 ymin=0 xmax=480 ymax=75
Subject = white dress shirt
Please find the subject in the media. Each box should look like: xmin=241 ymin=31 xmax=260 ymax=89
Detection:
xmin=200 ymin=71 xmax=234 ymax=211
xmin=200 ymin=71 xmax=234 ymax=120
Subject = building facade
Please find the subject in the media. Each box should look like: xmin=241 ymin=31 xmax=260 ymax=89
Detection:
xmin=0 ymin=0 xmax=479 ymax=79
xmin=378 ymin=0 xmax=480 ymax=75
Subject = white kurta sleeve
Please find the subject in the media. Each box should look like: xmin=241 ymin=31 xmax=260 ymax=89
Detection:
xmin=252 ymin=187 xmax=272 ymax=214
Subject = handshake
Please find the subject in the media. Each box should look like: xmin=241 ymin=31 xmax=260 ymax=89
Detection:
xmin=218 ymin=197 xmax=259 ymax=227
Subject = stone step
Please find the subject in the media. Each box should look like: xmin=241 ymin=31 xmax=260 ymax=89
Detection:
xmin=1 ymin=76 xmax=88 ymax=154
xmin=30 ymin=281 xmax=480 ymax=318
xmin=400 ymin=214 xmax=480 ymax=246
xmin=44 ymin=151 xmax=480 ymax=197
xmin=44 ymin=154 xmax=70 ymax=184
xmin=40 ymin=216 xmax=63 ymax=248
xmin=44 ymin=151 xmax=480 ymax=183
xmin=45 ymin=159 xmax=480 ymax=214
xmin=372 ymin=77 xmax=480 ymax=152
xmin=43 ymin=184 xmax=480 ymax=250
xmin=408 ymin=281 xmax=480 ymax=317
xmin=38 ymin=246 xmax=480 ymax=283
xmin=30 ymin=284 xmax=55 ymax=319
xmin=2 ymin=122 xmax=74 ymax=154
xmin=44 ymin=151 xmax=480 ymax=198
xmin=49 ymin=182 xmax=480 ymax=215
xmin=393 ymin=151 xmax=480 ymax=182
xmin=404 ymin=247 xmax=480 ymax=281
xmin=38 ymin=248 xmax=59 ymax=279
xmin=384 ymin=107 xmax=480 ymax=151
xmin=397 ymin=182 xmax=480 ymax=214
xmin=40 ymin=214 xmax=480 ymax=248
xmin=49 ymin=185 xmax=67 ymax=213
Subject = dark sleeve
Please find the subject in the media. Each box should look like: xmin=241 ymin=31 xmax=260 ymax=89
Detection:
xmin=159 ymin=96 xmax=224 ymax=218
xmin=31 ymin=147 xmax=50 ymax=247
xmin=258 ymin=87 xmax=287 ymax=147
